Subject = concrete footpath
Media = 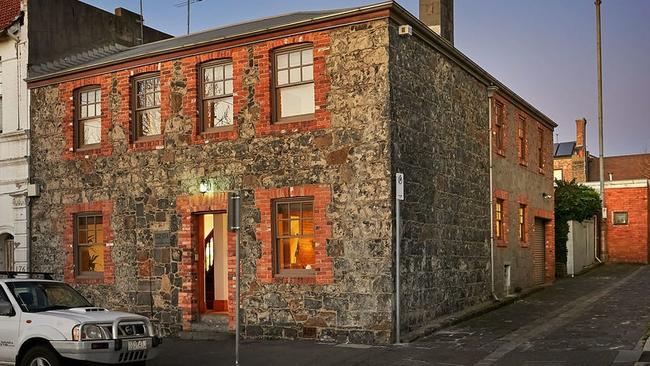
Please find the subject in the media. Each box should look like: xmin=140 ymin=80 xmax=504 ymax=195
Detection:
xmin=150 ymin=264 xmax=650 ymax=366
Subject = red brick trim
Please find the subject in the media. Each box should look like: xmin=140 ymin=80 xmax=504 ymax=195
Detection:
xmin=532 ymin=208 xmax=555 ymax=283
xmin=255 ymin=184 xmax=333 ymax=284
xmin=494 ymin=189 xmax=509 ymax=247
xmin=517 ymin=195 xmax=530 ymax=247
xmin=189 ymin=49 xmax=245 ymax=144
xmin=253 ymin=34 xmax=331 ymax=137
xmin=175 ymin=192 xmax=237 ymax=330
xmin=63 ymin=201 xmax=115 ymax=285
xmin=492 ymin=97 xmax=507 ymax=158
xmin=516 ymin=112 xmax=529 ymax=167
xmin=60 ymin=76 xmax=113 ymax=160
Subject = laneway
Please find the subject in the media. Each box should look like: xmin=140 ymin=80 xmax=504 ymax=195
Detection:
xmin=151 ymin=264 xmax=650 ymax=366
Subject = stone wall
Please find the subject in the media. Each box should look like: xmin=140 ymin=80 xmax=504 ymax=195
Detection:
xmin=387 ymin=22 xmax=492 ymax=338
xmin=30 ymin=19 xmax=394 ymax=343
xmin=491 ymin=93 xmax=555 ymax=297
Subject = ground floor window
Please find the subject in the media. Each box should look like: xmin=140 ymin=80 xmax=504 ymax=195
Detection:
xmin=495 ymin=199 xmax=505 ymax=240
xmin=75 ymin=213 xmax=104 ymax=277
xmin=273 ymin=198 xmax=315 ymax=275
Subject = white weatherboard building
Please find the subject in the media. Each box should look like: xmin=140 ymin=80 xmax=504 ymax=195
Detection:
xmin=0 ymin=0 xmax=30 ymax=272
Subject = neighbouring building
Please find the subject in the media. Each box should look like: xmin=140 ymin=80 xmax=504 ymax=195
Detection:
xmin=0 ymin=0 xmax=170 ymax=272
xmin=27 ymin=0 xmax=556 ymax=343
xmin=554 ymin=120 xmax=650 ymax=264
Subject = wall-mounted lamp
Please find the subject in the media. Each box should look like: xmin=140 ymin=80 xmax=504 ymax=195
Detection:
xmin=542 ymin=193 xmax=553 ymax=200
xmin=199 ymin=179 xmax=211 ymax=194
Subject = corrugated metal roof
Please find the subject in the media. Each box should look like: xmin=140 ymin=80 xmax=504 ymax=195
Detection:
xmin=29 ymin=5 xmax=368 ymax=78
xmin=554 ymin=142 xmax=576 ymax=157
xmin=31 ymin=43 xmax=129 ymax=77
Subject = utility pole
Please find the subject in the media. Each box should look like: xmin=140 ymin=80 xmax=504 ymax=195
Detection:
xmin=139 ymin=0 xmax=144 ymax=45
xmin=595 ymin=0 xmax=607 ymax=261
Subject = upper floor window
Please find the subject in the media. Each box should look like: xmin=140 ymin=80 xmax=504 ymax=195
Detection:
xmin=517 ymin=116 xmax=526 ymax=164
xmin=495 ymin=199 xmax=504 ymax=240
xmin=273 ymin=198 xmax=315 ymax=275
xmin=75 ymin=213 xmax=104 ymax=278
xmin=273 ymin=45 xmax=314 ymax=123
xmin=75 ymin=87 xmax=102 ymax=149
xmin=200 ymin=61 xmax=234 ymax=131
xmin=553 ymin=169 xmax=563 ymax=181
xmin=518 ymin=204 xmax=527 ymax=242
xmin=613 ymin=212 xmax=628 ymax=225
xmin=495 ymin=101 xmax=505 ymax=152
xmin=538 ymin=127 xmax=545 ymax=171
xmin=133 ymin=74 xmax=161 ymax=140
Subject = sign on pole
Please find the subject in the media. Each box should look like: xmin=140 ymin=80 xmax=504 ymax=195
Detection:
xmin=396 ymin=173 xmax=404 ymax=201
xmin=228 ymin=192 xmax=241 ymax=366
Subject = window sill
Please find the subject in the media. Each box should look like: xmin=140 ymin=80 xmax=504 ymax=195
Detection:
xmin=273 ymin=113 xmax=316 ymax=125
xmin=202 ymin=126 xmax=234 ymax=134
xmin=496 ymin=240 xmax=508 ymax=248
xmin=76 ymin=144 xmax=102 ymax=152
xmin=276 ymin=269 xmax=316 ymax=278
xmin=495 ymin=149 xmax=506 ymax=157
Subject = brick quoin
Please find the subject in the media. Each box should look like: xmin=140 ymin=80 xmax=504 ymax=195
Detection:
xmin=63 ymin=201 xmax=115 ymax=285
xmin=604 ymin=187 xmax=649 ymax=264
xmin=175 ymin=192 xmax=237 ymax=330
xmin=254 ymin=184 xmax=333 ymax=285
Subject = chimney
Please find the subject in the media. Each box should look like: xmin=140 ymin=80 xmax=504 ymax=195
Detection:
xmin=575 ymin=118 xmax=587 ymax=156
xmin=419 ymin=0 xmax=454 ymax=45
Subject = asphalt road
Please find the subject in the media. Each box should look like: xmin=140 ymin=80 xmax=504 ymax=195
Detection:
xmin=150 ymin=264 xmax=650 ymax=366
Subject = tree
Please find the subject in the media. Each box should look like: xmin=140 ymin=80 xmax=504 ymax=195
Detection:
xmin=554 ymin=180 xmax=602 ymax=268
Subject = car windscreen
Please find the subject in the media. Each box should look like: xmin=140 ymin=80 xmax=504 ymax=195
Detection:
xmin=6 ymin=282 xmax=92 ymax=313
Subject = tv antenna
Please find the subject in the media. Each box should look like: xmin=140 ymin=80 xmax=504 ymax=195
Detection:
xmin=174 ymin=0 xmax=204 ymax=35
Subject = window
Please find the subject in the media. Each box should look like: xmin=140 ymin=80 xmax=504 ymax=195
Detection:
xmin=538 ymin=128 xmax=545 ymax=170
xmin=518 ymin=204 xmax=527 ymax=242
xmin=517 ymin=116 xmax=526 ymax=163
xmin=494 ymin=101 xmax=505 ymax=152
xmin=273 ymin=45 xmax=315 ymax=122
xmin=613 ymin=212 xmax=628 ymax=225
xmin=553 ymin=169 xmax=563 ymax=181
xmin=75 ymin=87 xmax=102 ymax=148
xmin=495 ymin=199 xmax=504 ymax=240
xmin=74 ymin=213 xmax=105 ymax=277
xmin=273 ymin=198 xmax=315 ymax=275
xmin=200 ymin=61 xmax=234 ymax=131
xmin=133 ymin=74 xmax=161 ymax=139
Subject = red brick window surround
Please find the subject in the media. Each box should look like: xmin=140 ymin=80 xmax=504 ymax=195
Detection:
xmin=494 ymin=189 xmax=509 ymax=247
xmin=254 ymin=34 xmax=331 ymax=137
xmin=494 ymin=100 xmax=506 ymax=157
xmin=517 ymin=114 xmax=527 ymax=166
xmin=199 ymin=59 xmax=234 ymax=133
xmin=63 ymin=201 xmax=114 ymax=285
xmin=518 ymin=204 xmax=528 ymax=245
xmin=61 ymin=76 xmax=112 ymax=160
xmin=255 ymin=185 xmax=333 ymax=284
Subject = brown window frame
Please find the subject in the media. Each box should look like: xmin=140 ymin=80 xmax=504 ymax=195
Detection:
xmin=131 ymin=73 xmax=162 ymax=141
xmin=518 ymin=204 xmax=527 ymax=242
xmin=495 ymin=199 xmax=504 ymax=240
xmin=74 ymin=212 xmax=104 ymax=279
xmin=198 ymin=60 xmax=235 ymax=133
xmin=494 ymin=101 xmax=505 ymax=152
xmin=271 ymin=44 xmax=315 ymax=124
xmin=74 ymin=85 xmax=102 ymax=150
xmin=613 ymin=212 xmax=628 ymax=225
xmin=271 ymin=197 xmax=316 ymax=277
xmin=517 ymin=115 xmax=527 ymax=164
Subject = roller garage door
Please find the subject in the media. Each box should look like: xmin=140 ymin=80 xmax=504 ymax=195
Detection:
xmin=532 ymin=218 xmax=546 ymax=285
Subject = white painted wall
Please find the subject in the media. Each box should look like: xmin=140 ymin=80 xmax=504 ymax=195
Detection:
xmin=0 ymin=0 xmax=30 ymax=272
xmin=566 ymin=219 xmax=596 ymax=276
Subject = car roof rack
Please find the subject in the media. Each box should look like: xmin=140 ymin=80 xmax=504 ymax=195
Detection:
xmin=0 ymin=272 xmax=54 ymax=280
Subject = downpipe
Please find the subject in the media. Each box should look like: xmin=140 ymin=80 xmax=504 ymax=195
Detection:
xmin=488 ymin=86 xmax=499 ymax=302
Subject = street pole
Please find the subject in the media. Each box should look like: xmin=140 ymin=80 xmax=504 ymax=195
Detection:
xmin=395 ymin=173 xmax=404 ymax=344
xmin=139 ymin=0 xmax=144 ymax=45
xmin=595 ymin=0 xmax=607 ymax=261
xmin=187 ymin=0 xmax=190 ymax=35
xmin=228 ymin=192 xmax=242 ymax=366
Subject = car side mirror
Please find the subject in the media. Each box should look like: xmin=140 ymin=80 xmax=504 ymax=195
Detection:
xmin=0 ymin=301 xmax=14 ymax=316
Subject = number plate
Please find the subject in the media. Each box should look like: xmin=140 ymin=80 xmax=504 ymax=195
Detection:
xmin=127 ymin=339 xmax=147 ymax=351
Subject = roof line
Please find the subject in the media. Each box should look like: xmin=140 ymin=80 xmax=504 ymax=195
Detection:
xmin=27 ymin=1 xmax=393 ymax=83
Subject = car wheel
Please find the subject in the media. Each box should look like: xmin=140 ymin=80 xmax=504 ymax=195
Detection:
xmin=21 ymin=345 xmax=61 ymax=366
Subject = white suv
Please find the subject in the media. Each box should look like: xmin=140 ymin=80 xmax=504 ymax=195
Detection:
xmin=0 ymin=273 xmax=162 ymax=366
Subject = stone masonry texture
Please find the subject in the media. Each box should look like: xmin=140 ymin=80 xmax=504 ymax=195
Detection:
xmin=388 ymin=21 xmax=492 ymax=338
xmin=30 ymin=20 xmax=394 ymax=344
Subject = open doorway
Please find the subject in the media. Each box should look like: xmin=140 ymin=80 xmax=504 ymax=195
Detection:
xmin=196 ymin=213 xmax=228 ymax=314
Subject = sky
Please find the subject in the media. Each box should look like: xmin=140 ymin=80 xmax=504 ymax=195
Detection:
xmin=82 ymin=0 xmax=650 ymax=156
